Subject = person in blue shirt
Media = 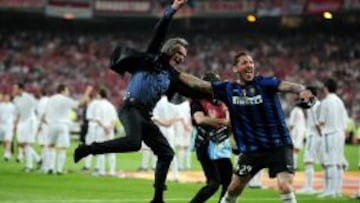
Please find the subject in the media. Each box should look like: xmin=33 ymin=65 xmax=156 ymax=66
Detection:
xmin=189 ymin=72 xmax=233 ymax=203
xmin=73 ymin=1 xmax=207 ymax=203
xmin=177 ymin=51 xmax=314 ymax=203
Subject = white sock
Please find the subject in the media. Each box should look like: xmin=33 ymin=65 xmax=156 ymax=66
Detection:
xmin=220 ymin=192 xmax=237 ymax=203
xmin=305 ymin=164 xmax=314 ymax=189
xmin=141 ymin=149 xmax=151 ymax=169
xmin=293 ymin=153 xmax=298 ymax=169
xmin=56 ymin=150 xmax=66 ymax=173
xmin=25 ymin=145 xmax=33 ymax=169
xmin=170 ymin=156 xmax=179 ymax=180
xmin=335 ymin=167 xmax=343 ymax=195
xmin=178 ymin=149 xmax=186 ymax=170
xmin=31 ymin=147 xmax=40 ymax=162
xmin=108 ymin=153 xmax=116 ymax=175
xmin=48 ymin=149 xmax=56 ymax=172
xmin=280 ymin=192 xmax=297 ymax=203
xmin=17 ymin=147 xmax=24 ymax=161
xmin=4 ymin=150 xmax=11 ymax=159
xmin=152 ymin=153 xmax=157 ymax=169
xmin=326 ymin=166 xmax=336 ymax=194
xmin=84 ymin=155 xmax=93 ymax=169
xmin=41 ymin=148 xmax=49 ymax=171
xmin=96 ymin=154 xmax=105 ymax=175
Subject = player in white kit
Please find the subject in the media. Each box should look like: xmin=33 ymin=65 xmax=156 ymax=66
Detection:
xmin=0 ymin=92 xmax=16 ymax=161
xmin=173 ymin=99 xmax=192 ymax=171
xmin=89 ymin=88 xmax=118 ymax=176
xmin=35 ymin=89 xmax=50 ymax=172
xmin=288 ymin=102 xmax=306 ymax=170
xmin=40 ymin=84 xmax=92 ymax=174
xmin=152 ymin=95 xmax=181 ymax=181
xmin=297 ymin=86 xmax=321 ymax=194
xmin=318 ymin=78 xmax=348 ymax=198
xmin=13 ymin=83 xmax=40 ymax=172
xmin=82 ymin=95 xmax=99 ymax=171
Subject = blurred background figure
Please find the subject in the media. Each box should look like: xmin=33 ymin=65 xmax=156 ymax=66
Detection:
xmin=288 ymin=96 xmax=306 ymax=170
xmin=35 ymin=89 xmax=50 ymax=172
xmin=152 ymin=95 xmax=182 ymax=181
xmin=318 ymin=78 xmax=348 ymax=198
xmin=297 ymin=86 xmax=321 ymax=195
xmin=0 ymin=92 xmax=16 ymax=161
xmin=12 ymin=83 xmax=40 ymax=172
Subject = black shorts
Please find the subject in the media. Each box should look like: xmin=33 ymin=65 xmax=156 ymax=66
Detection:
xmin=234 ymin=145 xmax=294 ymax=178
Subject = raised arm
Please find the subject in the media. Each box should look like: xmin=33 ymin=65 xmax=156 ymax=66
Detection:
xmin=278 ymin=81 xmax=313 ymax=102
xmin=147 ymin=0 xmax=187 ymax=53
xmin=178 ymin=72 xmax=213 ymax=97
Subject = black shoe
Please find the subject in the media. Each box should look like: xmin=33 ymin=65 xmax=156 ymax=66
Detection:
xmin=149 ymin=200 xmax=164 ymax=203
xmin=74 ymin=144 xmax=90 ymax=163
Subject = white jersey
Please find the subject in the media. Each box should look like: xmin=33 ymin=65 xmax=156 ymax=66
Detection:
xmin=152 ymin=96 xmax=178 ymax=138
xmin=318 ymin=93 xmax=348 ymax=134
xmin=86 ymin=99 xmax=99 ymax=128
xmin=92 ymin=99 xmax=117 ymax=128
xmin=13 ymin=92 xmax=37 ymax=122
xmin=289 ymin=106 xmax=306 ymax=133
xmin=44 ymin=94 xmax=79 ymax=124
xmin=305 ymin=100 xmax=321 ymax=137
xmin=37 ymin=96 xmax=49 ymax=119
xmin=0 ymin=101 xmax=16 ymax=125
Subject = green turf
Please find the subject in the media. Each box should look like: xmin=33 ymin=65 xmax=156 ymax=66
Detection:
xmin=0 ymin=142 xmax=358 ymax=203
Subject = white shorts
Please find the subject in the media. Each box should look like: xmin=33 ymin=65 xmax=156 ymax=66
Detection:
xmin=0 ymin=122 xmax=14 ymax=142
xmin=291 ymin=129 xmax=305 ymax=149
xmin=48 ymin=123 xmax=70 ymax=148
xmin=321 ymin=131 xmax=341 ymax=166
xmin=159 ymin=126 xmax=175 ymax=148
xmin=303 ymin=134 xmax=322 ymax=163
xmin=37 ymin=124 xmax=49 ymax=146
xmin=16 ymin=118 xmax=37 ymax=143
xmin=85 ymin=124 xmax=97 ymax=145
xmin=174 ymin=123 xmax=191 ymax=148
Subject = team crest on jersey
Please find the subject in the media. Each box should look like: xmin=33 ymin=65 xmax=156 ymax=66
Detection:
xmin=249 ymin=87 xmax=256 ymax=96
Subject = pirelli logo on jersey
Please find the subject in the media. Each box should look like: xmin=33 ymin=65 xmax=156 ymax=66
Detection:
xmin=232 ymin=95 xmax=263 ymax=105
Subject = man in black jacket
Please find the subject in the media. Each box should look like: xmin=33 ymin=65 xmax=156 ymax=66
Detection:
xmin=73 ymin=1 xmax=208 ymax=202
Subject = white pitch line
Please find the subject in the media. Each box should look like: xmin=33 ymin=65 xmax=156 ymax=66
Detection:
xmin=0 ymin=197 xmax=350 ymax=203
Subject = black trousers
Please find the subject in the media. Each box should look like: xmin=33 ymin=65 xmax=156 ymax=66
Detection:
xmin=190 ymin=144 xmax=233 ymax=203
xmin=88 ymin=100 xmax=174 ymax=191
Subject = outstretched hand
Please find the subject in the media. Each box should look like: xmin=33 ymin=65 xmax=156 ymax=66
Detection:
xmin=171 ymin=0 xmax=188 ymax=10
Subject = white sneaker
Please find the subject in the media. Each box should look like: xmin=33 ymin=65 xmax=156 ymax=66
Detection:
xmin=317 ymin=191 xmax=336 ymax=198
xmin=296 ymin=188 xmax=316 ymax=195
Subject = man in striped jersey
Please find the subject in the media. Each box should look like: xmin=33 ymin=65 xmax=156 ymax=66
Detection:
xmin=177 ymin=51 xmax=313 ymax=203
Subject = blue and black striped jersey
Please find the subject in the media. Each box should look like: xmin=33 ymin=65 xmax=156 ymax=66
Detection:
xmin=212 ymin=76 xmax=293 ymax=153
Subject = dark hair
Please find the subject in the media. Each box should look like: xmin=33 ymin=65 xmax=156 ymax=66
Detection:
xmin=233 ymin=51 xmax=250 ymax=65
xmin=99 ymin=88 xmax=107 ymax=98
xmin=17 ymin=83 xmax=25 ymax=90
xmin=324 ymin=78 xmax=337 ymax=93
xmin=307 ymin=86 xmax=318 ymax=97
xmin=202 ymin=72 xmax=220 ymax=82
xmin=57 ymin=84 xmax=67 ymax=93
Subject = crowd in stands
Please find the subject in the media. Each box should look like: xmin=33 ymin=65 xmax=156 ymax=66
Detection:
xmin=0 ymin=29 xmax=359 ymax=122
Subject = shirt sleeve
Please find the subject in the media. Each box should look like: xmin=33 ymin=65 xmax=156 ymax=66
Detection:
xmin=211 ymin=81 xmax=229 ymax=102
xmin=146 ymin=5 xmax=176 ymax=54
xmin=259 ymin=76 xmax=281 ymax=92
